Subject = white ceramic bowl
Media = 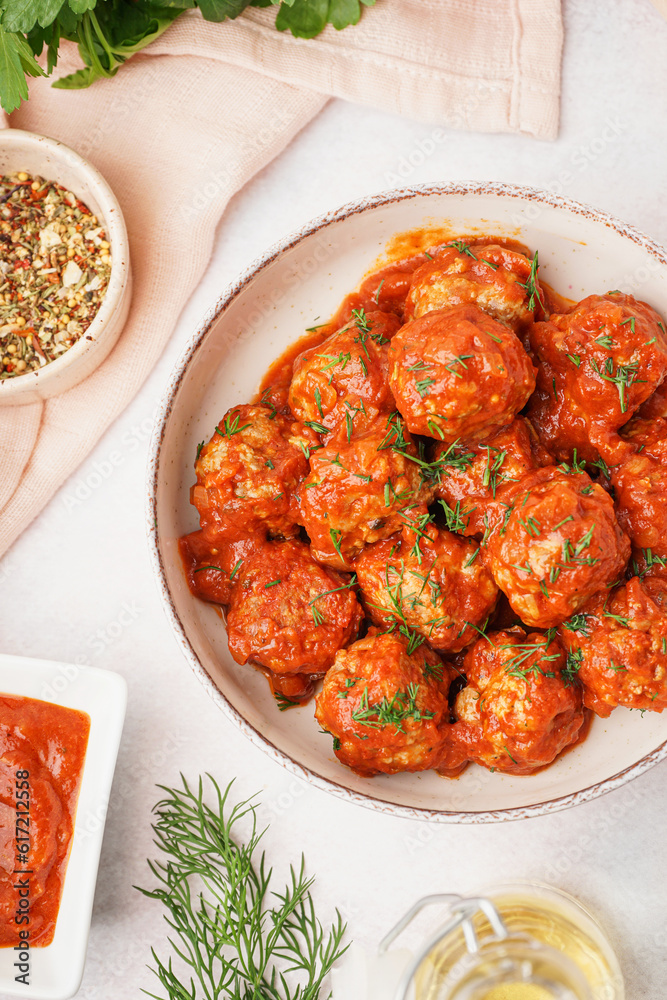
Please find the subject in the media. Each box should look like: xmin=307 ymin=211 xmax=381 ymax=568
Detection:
xmin=148 ymin=182 xmax=667 ymax=824
xmin=0 ymin=655 xmax=126 ymax=999
xmin=0 ymin=130 xmax=131 ymax=405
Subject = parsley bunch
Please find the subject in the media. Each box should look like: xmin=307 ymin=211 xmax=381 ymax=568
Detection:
xmin=0 ymin=0 xmax=375 ymax=113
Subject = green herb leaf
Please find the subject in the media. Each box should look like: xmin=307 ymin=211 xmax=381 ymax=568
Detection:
xmin=216 ymin=411 xmax=252 ymax=438
xmin=351 ymin=681 xmax=434 ymax=733
xmin=0 ymin=23 xmax=45 ymax=112
xmin=2 ymin=0 xmax=63 ymax=34
xmin=52 ymin=3 xmax=182 ymax=91
xmin=197 ymin=0 xmax=250 ymax=20
xmin=137 ymin=776 xmax=347 ymax=999
xmin=67 ymin=0 xmax=96 ymax=15
xmin=276 ymin=0 xmax=328 ymax=36
xmin=563 ymin=647 xmax=583 ymax=685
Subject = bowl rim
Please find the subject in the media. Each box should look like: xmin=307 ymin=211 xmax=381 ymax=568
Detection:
xmin=146 ymin=180 xmax=667 ymax=824
xmin=0 ymin=128 xmax=130 ymax=397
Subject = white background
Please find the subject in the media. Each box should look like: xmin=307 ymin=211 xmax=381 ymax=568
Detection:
xmin=1 ymin=1 xmax=666 ymax=997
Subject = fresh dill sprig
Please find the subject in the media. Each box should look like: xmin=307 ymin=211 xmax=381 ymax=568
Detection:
xmin=518 ymin=251 xmax=546 ymax=312
xmin=439 ymin=498 xmax=471 ymax=534
xmin=589 ymin=356 xmax=644 ymax=413
xmin=502 ymin=635 xmax=559 ymax=679
xmin=216 ymin=412 xmax=252 ymax=439
xmin=563 ymin=647 xmax=584 ymax=686
xmin=351 ymin=682 xmax=434 ymax=732
xmin=444 ymin=240 xmax=477 ymax=258
xmin=631 ymin=548 xmax=667 ymax=579
xmin=137 ymin=776 xmax=347 ymax=1000
xmin=561 ymin=612 xmax=591 ymax=637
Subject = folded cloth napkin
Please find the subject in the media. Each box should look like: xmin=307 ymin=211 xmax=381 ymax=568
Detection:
xmin=0 ymin=0 xmax=563 ymax=559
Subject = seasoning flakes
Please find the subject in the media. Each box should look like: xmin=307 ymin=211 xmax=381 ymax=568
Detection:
xmin=0 ymin=172 xmax=112 ymax=379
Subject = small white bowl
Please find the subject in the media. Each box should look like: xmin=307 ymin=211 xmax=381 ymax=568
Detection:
xmin=0 ymin=130 xmax=132 ymax=406
xmin=0 ymin=654 xmax=126 ymax=999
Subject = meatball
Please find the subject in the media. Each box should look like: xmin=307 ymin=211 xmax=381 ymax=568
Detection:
xmin=353 ymin=518 xmax=498 ymax=653
xmin=288 ymin=309 xmax=400 ymax=433
xmin=558 ymin=576 xmax=667 ymax=717
xmin=404 ymin=242 xmax=541 ymax=328
xmin=611 ymin=454 xmax=667 ymax=567
xmin=314 ymin=631 xmax=459 ymax=776
xmin=388 ymin=303 xmax=536 ymax=443
xmin=191 ymin=404 xmax=318 ymax=544
xmin=179 ymin=529 xmax=260 ymax=606
xmin=434 ymin=417 xmax=552 ymax=536
xmin=636 ymin=378 xmax=667 ymax=420
xmin=451 ymin=629 xmax=585 ymax=774
xmin=226 ymin=538 xmax=363 ymax=676
xmin=527 ymin=292 xmax=667 ymax=463
xmin=485 ymin=467 xmax=630 ymax=628
xmin=619 ymin=412 xmax=667 ymax=461
xmin=296 ymin=412 xmax=432 ymax=569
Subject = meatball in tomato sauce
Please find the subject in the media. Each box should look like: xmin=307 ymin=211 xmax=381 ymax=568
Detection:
xmin=315 ymin=630 xmax=460 ymax=777
xmin=558 ymin=576 xmax=667 ymax=717
xmin=226 ymin=538 xmax=363 ymax=676
xmin=527 ymin=292 xmax=667 ymax=463
xmin=636 ymin=378 xmax=667 ymax=421
xmin=450 ymin=629 xmax=584 ymax=775
xmin=191 ymin=404 xmax=318 ymax=544
xmin=434 ymin=417 xmax=552 ymax=537
xmin=405 ymin=243 xmax=541 ymax=329
xmin=179 ymin=529 xmax=260 ymax=606
xmin=353 ymin=517 xmax=498 ymax=653
xmin=611 ymin=452 xmax=667 ymax=567
xmin=288 ymin=310 xmax=399 ymax=435
xmin=485 ymin=467 xmax=630 ymax=628
xmin=388 ymin=303 xmax=536 ymax=443
xmin=611 ymin=418 xmax=667 ymax=566
xmin=296 ymin=412 xmax=432 ymax=569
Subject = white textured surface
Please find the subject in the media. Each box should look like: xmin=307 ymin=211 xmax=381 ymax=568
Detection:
xmin=1 ymin=1 xmax=666 ymax=997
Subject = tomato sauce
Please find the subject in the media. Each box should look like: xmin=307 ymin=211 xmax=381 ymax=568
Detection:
xmin=255 ymin=234 xmax=574 ymax=407
xmin=0 ymin=694 xmax=90 ymax=947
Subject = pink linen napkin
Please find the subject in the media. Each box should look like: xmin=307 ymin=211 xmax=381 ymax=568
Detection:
xmin=0 ymin=0 xmax=563 ymax=558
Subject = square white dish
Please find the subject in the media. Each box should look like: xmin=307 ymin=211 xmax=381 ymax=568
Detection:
xmin=0 ymin=654 xmax=126 ymax=999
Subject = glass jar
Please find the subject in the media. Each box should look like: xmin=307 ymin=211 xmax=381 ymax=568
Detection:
xmin=379 ymin=884 xmax=624 ymax=1000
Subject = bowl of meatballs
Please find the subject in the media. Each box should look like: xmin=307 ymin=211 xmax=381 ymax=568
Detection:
xmin=148 ymin=182 xmax=667 ymax=822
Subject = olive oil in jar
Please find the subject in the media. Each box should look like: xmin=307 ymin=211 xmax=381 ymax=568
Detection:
xmin=482 ymin=988 xmax=555 ymax=1000
xmin=385 ymin=885 xmax=623 ymax=1000
xmin=414 ymin=885 xmax=624 ymax=1000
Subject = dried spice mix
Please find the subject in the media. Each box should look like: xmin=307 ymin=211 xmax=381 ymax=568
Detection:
xmin=0 ymin=172 xmax=112 ymax=379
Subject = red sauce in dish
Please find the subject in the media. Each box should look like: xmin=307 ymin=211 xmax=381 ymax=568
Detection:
xmin=0 ymin=695 xmax=90 ymax=947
